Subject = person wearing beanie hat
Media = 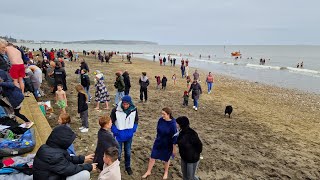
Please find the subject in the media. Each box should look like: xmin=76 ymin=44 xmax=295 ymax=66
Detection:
xmin=110 ymin=95 xmax=139 ymax=175
xmin=33 ymin=125 xmax=97 ymax=179
xmin=176 ymin=116 xmax=203 ymax=180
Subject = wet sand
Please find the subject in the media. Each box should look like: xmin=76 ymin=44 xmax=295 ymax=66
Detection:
xmin=41 ymin=54 xmax=320 ymax=179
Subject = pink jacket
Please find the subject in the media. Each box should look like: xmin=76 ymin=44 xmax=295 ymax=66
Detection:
xmin=98 ymin=160 xmax=121 ymax=180
xmin=206 ymin=75 xmax=214 ymax=83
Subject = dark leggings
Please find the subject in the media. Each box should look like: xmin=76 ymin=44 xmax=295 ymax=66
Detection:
xmin=14 ymin=108 xmax=30 ymax=122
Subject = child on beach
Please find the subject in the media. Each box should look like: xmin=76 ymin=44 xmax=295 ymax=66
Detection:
xmin=161 ymin=75 xmax=167 ymax=90
xmin=186 ymin=75 xmax=191 ymax=88
xmin=183 ymin=91 xmax=189 ymax=106
xmin=98 ymin=147 xmax=121 ymax=180
xmin=172 ymin=74 xmax=177 ymax=86
xmin=5 ymin=43 xmax=26 ymax=93
xmin=55 ymin=84 xmax=67 ymax=114
xmin=57 ymin=113 xmax=76 ymax=155
xmin=76 ymin=84 xmax=89 ymax=133
xmin=155 ymin=76 xmax=161 ymax=89
xmin=94 ymin=115 xmax=119 ymax=171
xmin=95 ymin=74 xmax=110 ymax=110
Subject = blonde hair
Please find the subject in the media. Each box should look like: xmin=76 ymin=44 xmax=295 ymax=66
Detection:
xmin=59 ymin=113 xmax=71 ymax=124
xmin=75 ymin=84 xmax=88 ymax=101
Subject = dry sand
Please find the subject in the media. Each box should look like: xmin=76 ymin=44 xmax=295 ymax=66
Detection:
xmin=41 ymin=54 xmax=320 ymax=179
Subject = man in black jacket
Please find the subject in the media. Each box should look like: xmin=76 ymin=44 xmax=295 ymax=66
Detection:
xmin=54 ymin=62 xmax=67 ymax=92
xmin=122 ymin=70 xmax=131 ymax=95
xmin=33 ymin=125 xmax=97 ymax=180
xmin=176 ymin=116 xmax=202 ymax=180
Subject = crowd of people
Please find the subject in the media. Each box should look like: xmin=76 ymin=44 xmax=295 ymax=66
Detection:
xmin=0 ymin=38 xmax=210 ymax=180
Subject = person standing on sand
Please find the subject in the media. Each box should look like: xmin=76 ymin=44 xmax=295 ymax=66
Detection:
xmin=206 ymin=72 xmax=214 ymax=94
xmin=110 ymin=95 xmax=139 ymax=176
xmin=188 ymin=80 xmax=202 ymax=111
xmin=300 ymin=61 xmax=304 ymax=68
xmin=162 ymin=75 xmax=167 ymax=90
xmin=114 ymin=71 xmax=125 ymax=106
xmin=181 ymin=64 xmax=186 ymax=78
xmin=153 ymin=55 xmax=156 ymax=62
xmin=2 ymin=41 xmax=25 ymax=93
xmin=95 ymin=74 xmax=110 ymax=110
xmin=76 ymin=84 xmax=89 ymax=133
xmin=173 ymin=58 xmax=176 ymax=66
xmin=53 ymin=62 xmax=67 ymax=92
xmin=176 ymin=116 xmax=203 ymax=180
xmin=163 ymin=56 xmax=166 ymax=66
xmin=139 ymin=72 xmax=149 ymax=103
xmin=193 ymin=70 xmax=200 ymax=82
xmin=142 ymin=107 xmax=177 ymax=180
xmin=122 ymin=70 xmax=131 ymax=95
xmin=94 ymin=115 xmax=119 ymax=171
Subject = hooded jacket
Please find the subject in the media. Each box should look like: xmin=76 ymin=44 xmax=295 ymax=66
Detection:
xmin=177 ymin=127 xmax=203 ymax=163
xmin=139 ymin=76 xmax=149 ymax=89
xmin=110 ymin=101 xmax=139 ymax=142
xmin=33 ymin=125 xmax=92 ymax=180
xmin=122 ymin=72 xmax=131 ymax=91
xmin=114 ymin=75 xmax=125 ymax=92
xmin=0 ymin=70 xmax=24 ymax=108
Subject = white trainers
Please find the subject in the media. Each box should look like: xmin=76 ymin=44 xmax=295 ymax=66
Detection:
xmin=79 ymin=126 xmax=85 ymax=130
xmin=195 ymin=107 xmax=198 ymax=111
xmin=193 ymin=106 xmax=196 ymax=109
xmin=80 ymin=128 xmax=89 ymax=133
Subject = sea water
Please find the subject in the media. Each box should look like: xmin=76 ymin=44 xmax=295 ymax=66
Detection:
xmin=17 ymin=43 xmax=320 ymax=94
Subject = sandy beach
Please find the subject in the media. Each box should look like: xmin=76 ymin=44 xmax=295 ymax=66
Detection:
xmin=41 ymin=54 xmax=320 ymax=179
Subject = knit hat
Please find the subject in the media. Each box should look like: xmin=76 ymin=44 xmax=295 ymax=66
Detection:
xmin=121 ymin=95 xmax=132 ymax=104
xmin=96 ymin=73 xmax=103 ymax=80
xmin=176 ymin=116 xmax=190 ymax=130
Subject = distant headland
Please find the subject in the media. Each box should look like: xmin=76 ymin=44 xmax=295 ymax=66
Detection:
xmin=0 ymin=35 xmax=158 ymax=45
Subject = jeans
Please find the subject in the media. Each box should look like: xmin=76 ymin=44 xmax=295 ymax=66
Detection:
xmin=193 ymin=99 xmax=198 ymax=108
xmin=66 ymin=170 xmax=90 ymax=180
xmin=181 ymin=70 xmax=185 ymax=78
xmin=115 ymin=90 xmax=125 ymax=105
xmin=124 ymin=88 xmax=130 ymax=95
xmin=207 ymin=82 xmax=213 ymax=92
xmin=181 ymin=159 xmax=199 ymax=180
xmin=80 ymin=110 xmax=89 ymax=128
xmin=118 ymin=138 xmax=133 ymax=168
xmin=140 ymin=87 xmax=148 ymax=101
xmin=84 ymin=86 xmax=91 ymax=100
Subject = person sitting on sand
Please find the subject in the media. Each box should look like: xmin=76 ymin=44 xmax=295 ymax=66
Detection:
xmin=0 ymin=71 xmax=34 ymax=128
xmin=110 ymin=95 xmax=139 ymax=175
xmin=98 ymin=147 xmax=121 ymax=180
xmin=57 ymin=113 xmax=76 ymax=156
xmin=55 ymin=84 xmax=67 ymax=114
xmin=95 ymin=73 xmax=110 ymax=110
xmin=94 ymin=115 xmax=119 ymax=171
xmin=33 ymin=125 xmax=97 ymax=180
xmin=3 ymin=42 xmax=25 ymax=93
xmin=142 ymin=107 xmax=177 ymax=180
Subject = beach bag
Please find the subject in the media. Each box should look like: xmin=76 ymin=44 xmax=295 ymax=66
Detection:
xmin=0 ymin=129 xmax=36 ymax=157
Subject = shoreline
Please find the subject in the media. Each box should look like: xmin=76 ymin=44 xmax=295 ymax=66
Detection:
xmin=41 ymin=54 xmax=320 ymax=179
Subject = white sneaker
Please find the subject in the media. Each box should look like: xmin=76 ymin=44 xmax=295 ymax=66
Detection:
xmin=195 ymin=107 xmax=198 ymax=111
xmin=79 ymin=126 xmax=84 ymax=130
xmin=193 ymin=106 xmax=196 ymax=109
xmin=80 ymin=128 xmax=89 ymax=133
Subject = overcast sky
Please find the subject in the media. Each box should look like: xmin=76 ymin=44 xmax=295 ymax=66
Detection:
xmin=1 ymin=0 xmax=319 ymax=45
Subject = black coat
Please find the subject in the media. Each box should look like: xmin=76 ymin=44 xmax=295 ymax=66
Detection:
xmin=80 ymin=74 xmax=90 ymax=87
xmin=93 ymin=128 xmax=119 ymax=170
xmin=33 ymin=125 xmax=92 ymax=180
xmin=122 ymin=72 xmax=131 ymax=90
xmin=188 ymin=82 xmax=202 ymax=100
xmin=78 ymin=93 xmax=88 ymax=113
xmin=161 ymin=77 xmax=167 ymax=86
xmin=177 ymin=127 xmax=203 ymax=163
xmin=54 ymin=67 xmax=67 ymax=91
xmin=80 ymin=62 xmax=89 ymax=72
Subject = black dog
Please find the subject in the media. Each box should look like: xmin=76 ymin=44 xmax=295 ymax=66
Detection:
xmin=225 ymin=105 xmax=233 ymax=118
